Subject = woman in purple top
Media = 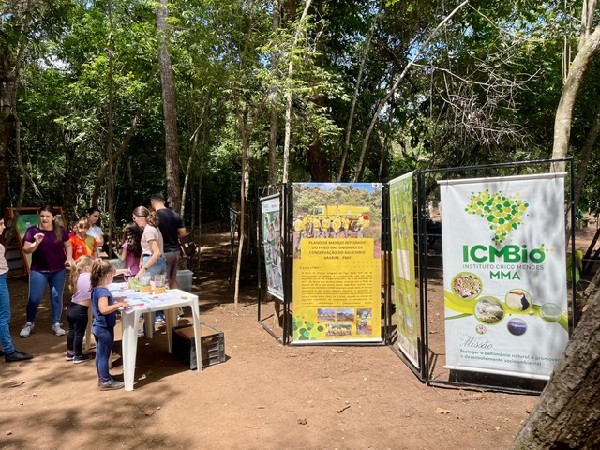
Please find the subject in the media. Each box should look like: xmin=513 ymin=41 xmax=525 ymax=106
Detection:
xmin=20 ymin=206 xmax=74 ymax=338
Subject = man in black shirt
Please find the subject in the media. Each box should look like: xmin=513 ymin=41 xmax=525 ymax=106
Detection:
xmin=150 ymin=194 xmax=187 ymax=289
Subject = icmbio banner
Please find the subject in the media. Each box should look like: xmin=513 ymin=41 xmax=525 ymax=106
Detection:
xmin=439 ymin=173 xmax=569 ymax=380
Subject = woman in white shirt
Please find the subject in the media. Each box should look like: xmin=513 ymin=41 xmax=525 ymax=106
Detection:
xmin=86 ymin=207 xmax=104 ymax=253
xmin=131 ymin=206 xmax=166 ymax=279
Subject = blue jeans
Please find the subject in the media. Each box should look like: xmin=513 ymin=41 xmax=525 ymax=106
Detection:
xmin=141 ymin=255 xmax=166 ymax=278
xmin=142 ymin=255 xmax=167 ymax=324
xmin=26 ymin=269 xmax=67 ymax=323
xmin=93 ymin=325 xmax=114 ymax=382
xmin=0 ymin=273 xmax=15 ymax=354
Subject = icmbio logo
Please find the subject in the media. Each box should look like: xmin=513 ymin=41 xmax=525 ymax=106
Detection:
xmin=465 ymin=190 xmax=529 ymax=246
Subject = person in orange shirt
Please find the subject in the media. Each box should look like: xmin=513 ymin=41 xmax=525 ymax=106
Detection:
xmin=69 ymin=218 xmax=98 ymax=262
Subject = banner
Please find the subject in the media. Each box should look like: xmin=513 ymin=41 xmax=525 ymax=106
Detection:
xmin=440 ymin=173 xmax=569 ymax=380
xmin=291 ymin=183 xmax=382 ymax=344
xmin=261 ymin=194 xmax=284 ymax=300
xmin=389 ymin=173 xmax=419 ymax=367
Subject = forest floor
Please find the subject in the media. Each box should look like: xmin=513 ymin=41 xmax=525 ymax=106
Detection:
xmin=2 ymin=224 xmax=598 ymax=450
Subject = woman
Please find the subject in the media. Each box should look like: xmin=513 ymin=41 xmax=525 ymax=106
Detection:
xmin=86 ymin=207 xmax=104 ymax=255
xmin=132 ymin=206 xmax=166 ymax=328
xmin=0 ymin=215 xmax=34 ymax=361
xmin=21 ymin=206 xmax=74 ymax=337
xmin=132 ymin=206 xmax=165 ymax=279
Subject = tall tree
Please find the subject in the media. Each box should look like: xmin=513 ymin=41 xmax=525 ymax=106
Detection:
xmin=514 ymin=3 xmax=600 ymax=447
xmin=157 ymin=0 xmax=181 ymax=211
xmin=268 ymin=0 xmax=280 ymax=186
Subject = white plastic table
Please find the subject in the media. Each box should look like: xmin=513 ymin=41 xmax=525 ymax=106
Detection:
xmin=108 ymin=284 xmax=203 ymax=391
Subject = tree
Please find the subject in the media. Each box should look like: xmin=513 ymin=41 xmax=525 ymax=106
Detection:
xmin=513 ymin=2 xmax=600 ymax=447
xmin=551 ymin=26 xmax=600 ymax=171
xmin=0 ymin=0 xmax=72 ymax=208
xmin=268 ymin=0 xmax=280 ymax=187
xmin=282 ymin=0 xmax=312 ymax=183
xmin=157 ymin=0 xmax=181 ymax=212
xmin=511 ymin=288 xmax=600 ymax=449
xmin=352 ymin=0 xmax=470 ymax=181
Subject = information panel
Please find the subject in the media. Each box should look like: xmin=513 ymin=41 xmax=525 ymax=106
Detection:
xmin=389 ymin=173 xmax=419 ymax=367
xmin=261 ymin=194 xmax=284 ymax=300
xmin=291 ymin=183 xmax=383 ymax=344
xmin=439 ymin=173 xmax=569 ymax=380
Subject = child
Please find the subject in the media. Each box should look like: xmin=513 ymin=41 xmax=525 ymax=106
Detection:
xmin=120 ymin=222 xmax=142 ymax=277
xmin=69 ymin=218 xmax=97 ymax=262
xmin=90 ymin=259 xmax=129 ymax=390
xmin=66 ymin=255 xmax=94 ymax=364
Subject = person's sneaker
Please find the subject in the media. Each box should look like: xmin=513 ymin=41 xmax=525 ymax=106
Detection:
xmin=20 ymin=322 xmax=35 ymax=338
xmin=5 ymin=350 xmax=34 ymax=362
xmin=51 ymin=322 xmax=66 ymax=337
xmin=73 ymin=354 xmax=93 ymax=364
xmin=65 ymin=351 xmax=75 ymax=361
xmin=98 ymin=379 xmax=125 ymax=391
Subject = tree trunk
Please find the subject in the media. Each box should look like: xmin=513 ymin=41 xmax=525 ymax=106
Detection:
xmin=157 ymin=0 xmax=181 ymax=211
xmin=126 ymin=157 xmax=134 ymax=212
xmin=0 ymin=53 xmax=18 ymax=208
xmin=578 ymin=0 xmax=597 ymax=50
xmin=511 ymin=289 xmax=600 ymax=449
xmin=234 ymin=105 xmax=249 ymax=308
xmin=307 ymin=139 xmax=329 ymax=181
xmin=281 ymin=0 xmax=312 ymax=183
xmin=106 ymin=0 xmax=116 ymax=257
xmin=573 ymin=99 xmax=600 ymax=209
xmin=551 ymin=25 xmax=600 ymax=171
xmin=268 ymin=1 xmax=280 ymax=187
xmin=269 ymin=106 xmax=279 ymax=186
xmin=182 ymin=117 xmax=204 ymax=218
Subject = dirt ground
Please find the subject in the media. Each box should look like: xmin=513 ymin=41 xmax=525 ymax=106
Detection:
xmin=2 ymin=225 xmax=597 ymax=450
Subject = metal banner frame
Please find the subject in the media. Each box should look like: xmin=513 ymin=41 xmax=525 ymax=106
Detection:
xmin=255 ymin=158 xmax=575 ymax=396
xmin=413 ymin=158 xmax=576 ymax=394
xmin=257 ymin=185 xmax=291 ymax=345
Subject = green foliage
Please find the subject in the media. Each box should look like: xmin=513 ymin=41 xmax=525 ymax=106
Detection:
xmin=4 ymin=0 xmax=600 ymax=231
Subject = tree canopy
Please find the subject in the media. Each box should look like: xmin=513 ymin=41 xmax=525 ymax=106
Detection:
xmin=2 ymin=0 xmax=600 ymax=225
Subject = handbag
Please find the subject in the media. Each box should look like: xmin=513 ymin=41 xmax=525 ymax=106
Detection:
xmin=179 ymin=233 xmax=199 ymax=258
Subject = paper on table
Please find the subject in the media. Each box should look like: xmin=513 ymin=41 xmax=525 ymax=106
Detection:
xmin=108 ymin=282 xmax=179 ymax=312
xmin=126 ymin=293 xmax=179 ymax=312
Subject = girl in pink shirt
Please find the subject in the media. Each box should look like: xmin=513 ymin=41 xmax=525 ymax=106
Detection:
xmin=65 ymin=256 xmax=94 ymax=364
